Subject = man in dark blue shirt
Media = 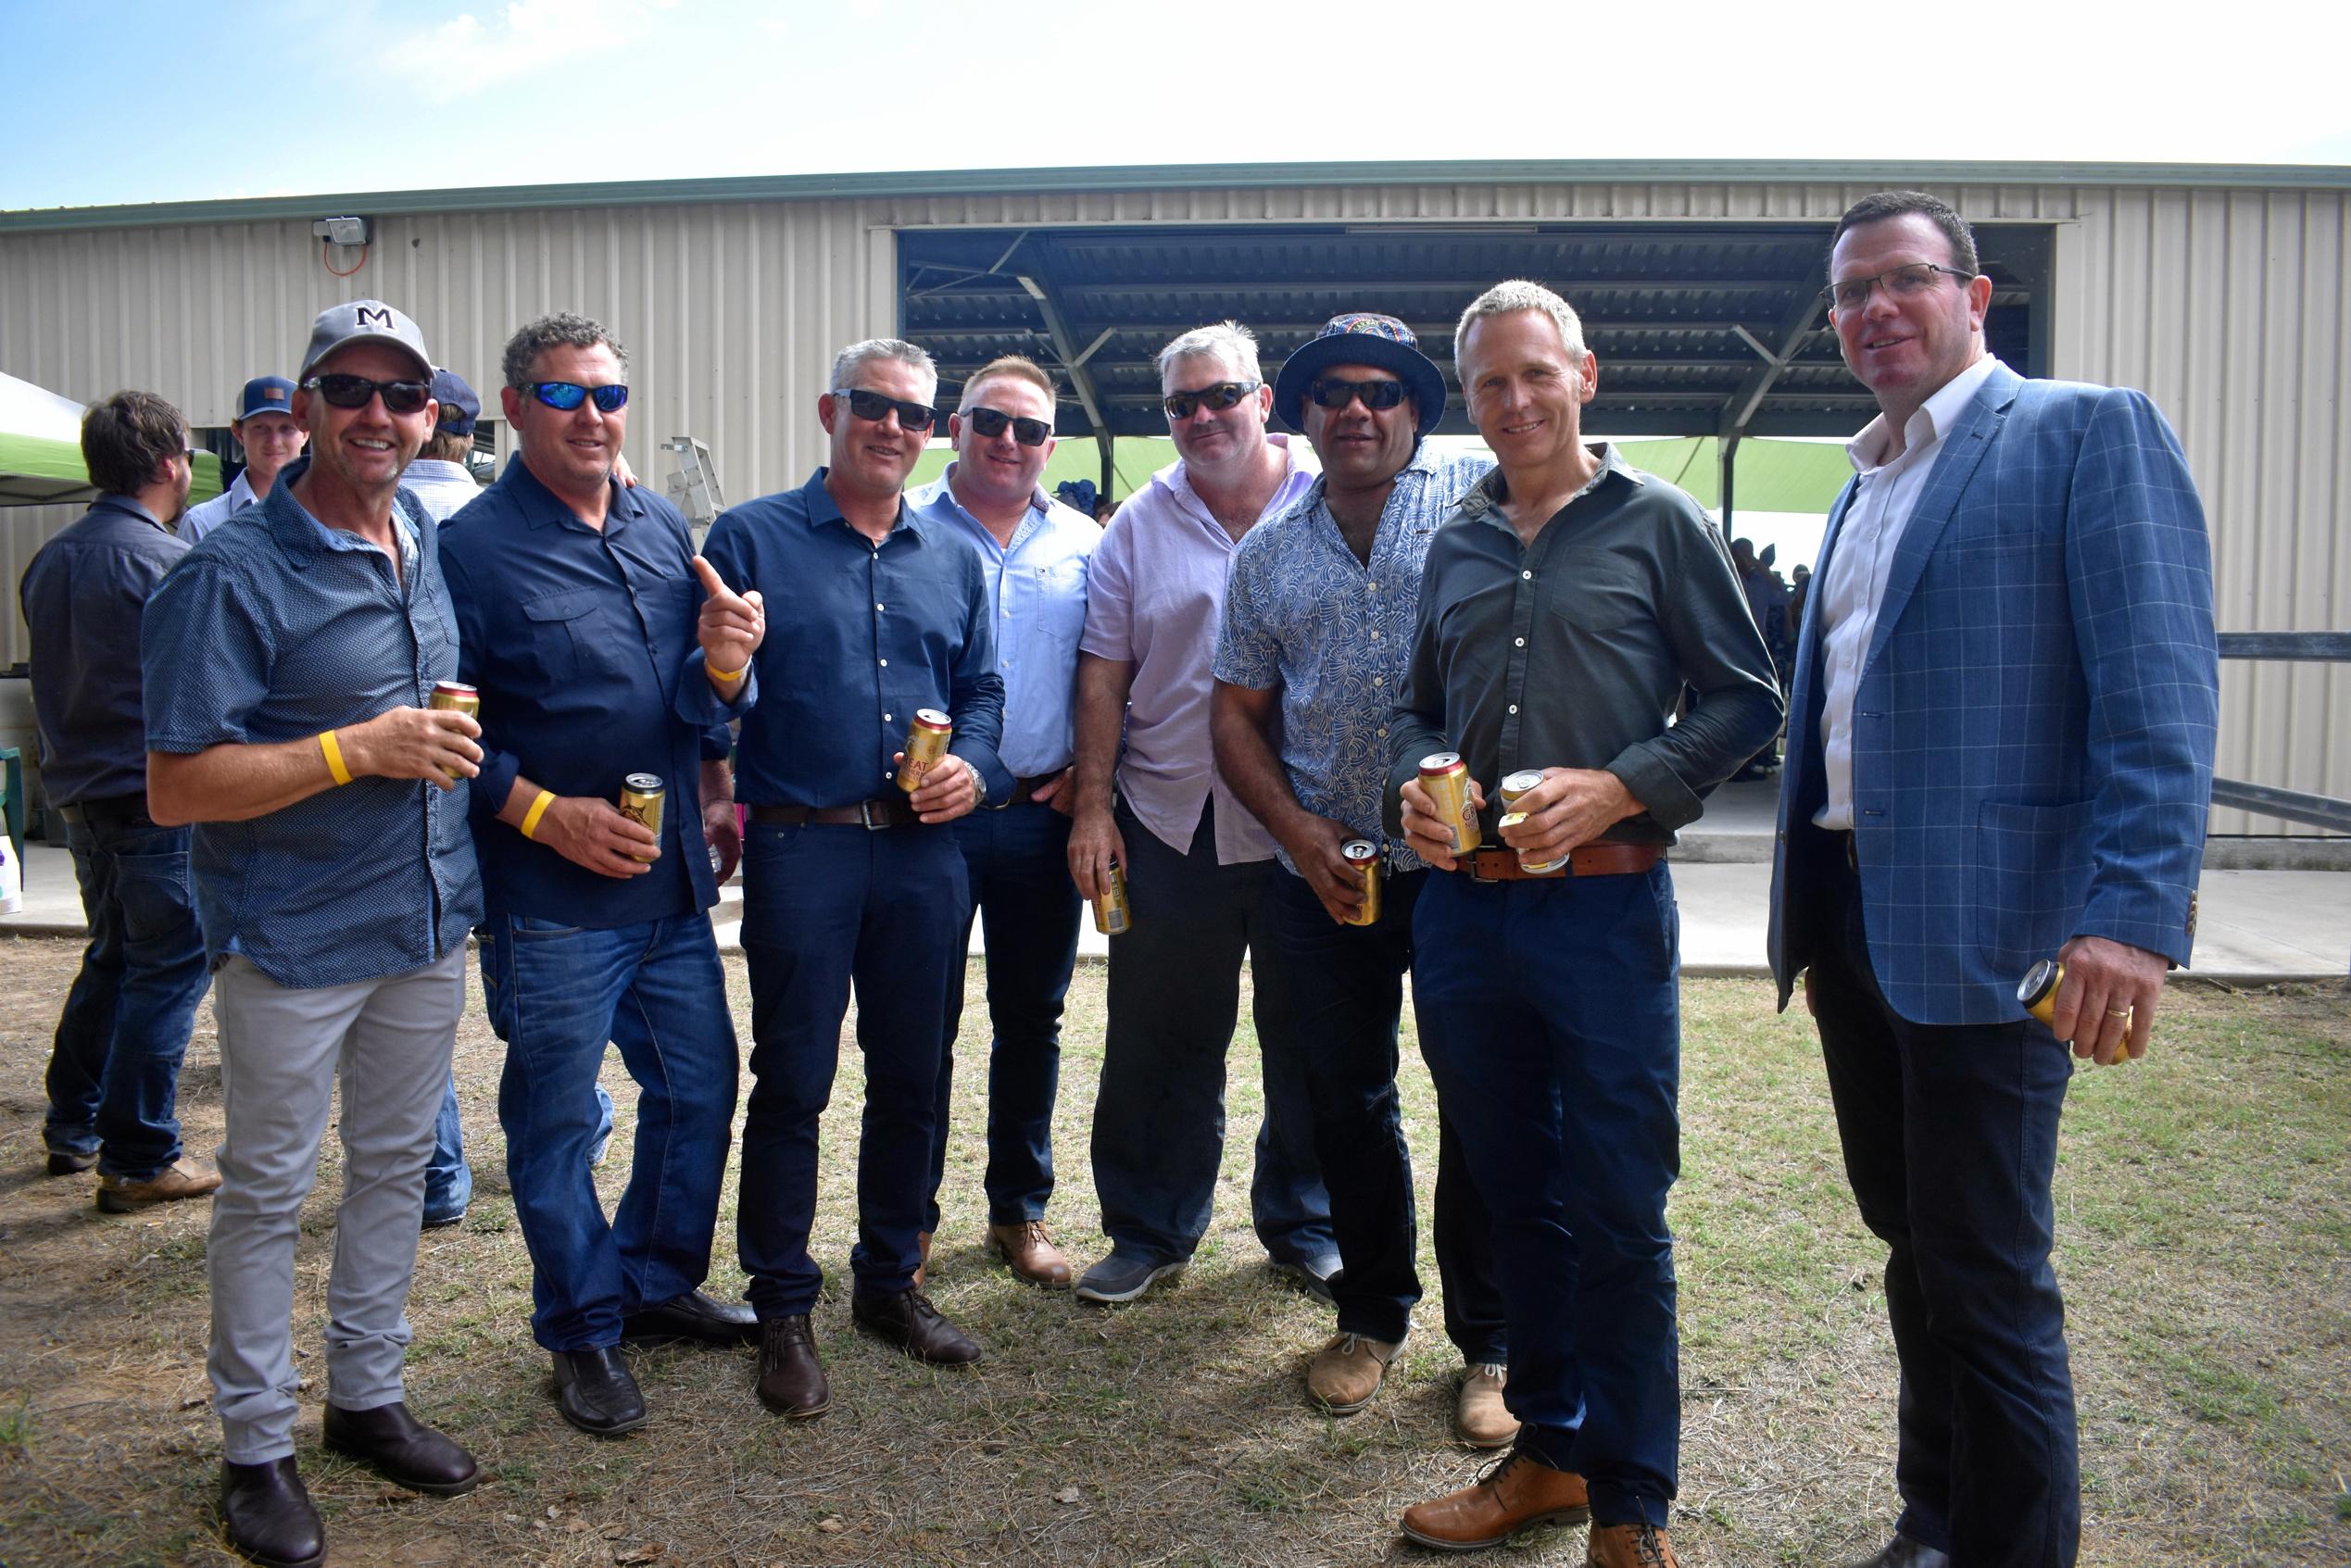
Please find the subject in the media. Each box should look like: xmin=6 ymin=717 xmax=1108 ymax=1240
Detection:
xmin=19 ymin=390 xmax=215 ymax=1212
xmin=438 ymin=311 xmax=763 ymax=1438
xmin=699 ymin=336 xmax=1006 ymax=1419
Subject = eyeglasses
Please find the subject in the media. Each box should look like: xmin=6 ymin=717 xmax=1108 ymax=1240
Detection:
xmin=1820 ymin=262 xmax=1975 ymax=312
xmin=525 ymin=381 xmax=630 ymax=413
xmin=965 ymin=407 xmax=1052 ymax=446
xmin=302 ymin=374 xmax=432 ymax=415
xmin=1162 ymin=381 xmax=1260 ymax=420
xmin=833 ymin=387 xmax=938 ymax=432
xmin=1306 ymin=378 xmax=1408 ymax=412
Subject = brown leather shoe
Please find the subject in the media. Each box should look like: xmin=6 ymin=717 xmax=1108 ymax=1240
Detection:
xmin=985 ymin=1220 xmax=1073 ymax=1288
xmin=912 ymin=1229 xmax=933 ymax=1288
xmin=851 ymin=1286 xmax=981 ymax=1365
xmin=1586 ymin=1522 xmax=1680 ymax=1567
xmin=755 ymin=1315 xmax=830 ymax=1419
xmin=96 ymin=1157 xmax=221 ymax=1214
xmin=1400 ymin=1450 xmax=1591 ymax=1551
xmin=321 ymin=1400 xmax=480 ymax=1495
xmin=1455 ymin=1362 xmax=1519 ymax=1449
xmin=1306 ymin=1332 xmax=1400 ymax=1414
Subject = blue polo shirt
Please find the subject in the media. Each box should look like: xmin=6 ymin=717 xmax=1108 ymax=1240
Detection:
xmin=699 ymin=469 xmax=1008 ymax=808
xmin=140 ymin=457 xmax=483 ymax=988
xmin=19 ymin=494 xmax=188 ymax=806
xmin=438 ymin=457 xmax=748 ymax=928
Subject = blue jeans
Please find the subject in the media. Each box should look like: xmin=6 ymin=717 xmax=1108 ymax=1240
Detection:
xmin=1088 ymin=798 xmax=1332 ymax=1268
xmin=1811 ymin=857 xmax=2079 ymax=1567
xmin=423 ymin=1071 xmax=612 ymax=1226
xmin=925 ymin=801 xmax=1080 ymax=1229
xmin=1267 ymin=866 xmax=1506 ymax=1359
xmin=1414 ymin=865 xmax=1682 ymax=1530
xmin=737 ymin=821 xmax=967 ymax=1318
xmin=479 ymin=911 xmax=739 ymax=1351
xmin=46 ymin=807 xmax=210 ymax=1180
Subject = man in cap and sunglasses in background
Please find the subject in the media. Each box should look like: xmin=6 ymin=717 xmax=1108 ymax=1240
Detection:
xmin=180 ymin=374 xmax=306 ymax=543
xmin=700 ymin=337 xmax=1006 ymax=1419
xmin=1064 ymin=321 xmax=1336 ymax=1307
xmin=437 ymin=312 xmax=762 ymax=1438
xmin=1211 ymin=313 xmax=1511 ymax=1441
xmin=907 ymin=355 xmax=1096 ymax=1292
xmin=143 ymin=299 xmax=486 ymax=1568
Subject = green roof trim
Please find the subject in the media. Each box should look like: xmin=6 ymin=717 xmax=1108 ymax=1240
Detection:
xmin=6 ymin=159 xmax=2348 ymax=234
xmin=0 ymin=432 xmax=221 ymax=508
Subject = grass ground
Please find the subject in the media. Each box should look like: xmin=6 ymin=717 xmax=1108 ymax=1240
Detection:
xmin=0 ymin=937 xmax=2344 ymax=1566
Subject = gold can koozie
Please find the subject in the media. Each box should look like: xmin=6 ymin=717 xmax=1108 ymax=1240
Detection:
xmin=618 ymin=773 xmax=664 ymax=862
xmin=898 ymin=709 xmax=953 ymax=793
xmin=1340 ymin=839 xmax=1381 ymax=927
xmin=1418 ymin=752 xmax=1480 ymax=855
xmin=1093 ymin=859 xmax=1131 ymax=935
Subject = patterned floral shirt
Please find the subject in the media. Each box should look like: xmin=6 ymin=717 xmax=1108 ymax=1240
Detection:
xmin=1214 ymin=447 xmax=1491 ymax=873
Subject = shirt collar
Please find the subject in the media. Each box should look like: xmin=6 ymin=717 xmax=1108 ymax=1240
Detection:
xmin=804 ymin=467 xmax=925 ymax=542
xmin=916 ymin=462 xmax=1052 ymax=541
xmin=254 ymin=456 xmax=424 ymax=565
xmin=1301 ymin=440 xmax=1442 ymax=515
xmin=1459 ymin=442 xmax=1636 ymax=524
xmin=92 ymin=491 xmax=170 ymax=533
xmin=1846 ymin=354 xmax=2003 ymax=473
xmin=1161 ymin=431 xmax=1309 ymax=511
xmin=497 ymin=450 xmax=638 ymax=533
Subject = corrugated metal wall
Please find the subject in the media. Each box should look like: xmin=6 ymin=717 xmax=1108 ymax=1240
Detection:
xmin=2 ymin=177 xmax=2341 ymax=831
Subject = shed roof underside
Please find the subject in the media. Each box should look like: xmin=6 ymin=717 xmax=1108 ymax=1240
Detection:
xmin=901 ymin=221 xmax=2045 ymax=439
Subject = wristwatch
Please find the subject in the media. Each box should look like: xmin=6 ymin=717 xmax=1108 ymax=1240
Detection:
xmin=970 ymin=768 xmax=989 ymax=809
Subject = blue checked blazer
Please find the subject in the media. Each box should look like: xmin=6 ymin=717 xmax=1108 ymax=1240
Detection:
xmin=1767 ymin=362 xmax=2218 ymax=1024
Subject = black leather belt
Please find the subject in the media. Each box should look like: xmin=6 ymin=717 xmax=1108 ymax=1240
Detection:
xmin=56 ymin=793 xmax=153 ymax=829
xmin=1007 ymin=774 xmax=1058 ymax=807
xmin=748 ymin=798 xmax=917 ymax=829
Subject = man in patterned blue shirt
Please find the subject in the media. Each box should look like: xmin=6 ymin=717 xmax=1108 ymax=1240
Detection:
xmin=1212 ymin=313 xmax=1510 ymax=1446
xmin=145 ymin=300 xmax=487 ymax=1568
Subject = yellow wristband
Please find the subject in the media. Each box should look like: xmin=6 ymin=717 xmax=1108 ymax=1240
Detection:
xmin=319 ymin=729 xmax=353 ymax=786
xmin=520 ymin=789 xmax=557 ymax=840
xmin=710 ymin=659 xmax=748 ymax=683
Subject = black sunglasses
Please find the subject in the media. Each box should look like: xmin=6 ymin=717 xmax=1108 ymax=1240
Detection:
xmin=965 ymin=406 xmax=1052 ymax=446
xmin=302 ymin=374 xmax=432 ymax=415
xmin=1162 ymin=380 xmax=1259 ymax=420
xmin=834 ymin=387 xmax=938 ymax=432
xmin=526 ymin=381 xmax=630 ymax=413
xmin=1306 ymin=378 xmax=1408 ymax=412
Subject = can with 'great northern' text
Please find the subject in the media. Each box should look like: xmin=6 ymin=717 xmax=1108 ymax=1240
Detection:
xmin=1418 ymin=753 xmax=1481 ymax=855
xmin=898 ymin=709 xmax=953 ymax=793
xmin=1092 ymin=860 xmax=1131 ymax=935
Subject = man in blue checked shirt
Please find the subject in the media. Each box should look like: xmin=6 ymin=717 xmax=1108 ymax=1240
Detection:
xmin=438 ymin=312 xmax=764 ymax=1440
xmin=1211 ymin=313 xmax=1511 ymax=1446
xmin=699 ymin=336 xmax=1006 ymax=1420
xmin=907 ymin=354 xmax=1095 ymax=1293
xmin=144 ymin=299 xmax=488 ymax=1568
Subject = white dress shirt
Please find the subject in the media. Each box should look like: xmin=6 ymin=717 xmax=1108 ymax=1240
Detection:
xmin=1814 ymin=354 xmax=2001 ymax=830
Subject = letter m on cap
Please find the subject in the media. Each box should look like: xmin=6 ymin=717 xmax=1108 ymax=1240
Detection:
xmin=356 ymin=306 xmax=394 ymax=330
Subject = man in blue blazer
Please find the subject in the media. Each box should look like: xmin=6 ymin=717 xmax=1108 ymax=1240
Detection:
xmin=1767 ymin=191 xmax=2218 ymax=1568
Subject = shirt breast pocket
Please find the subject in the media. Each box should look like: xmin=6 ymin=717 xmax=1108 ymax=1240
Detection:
xmin=1035 ymin=559 xmax=1088 ymax=646
xmin=1544 ymin=549 xmax=1648 ymax=633
xmin=520 ymin=587 xmax=609 ymax=686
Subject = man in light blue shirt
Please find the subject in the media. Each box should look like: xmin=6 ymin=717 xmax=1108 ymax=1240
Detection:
xmin=180 ymin=376 xmax=305 ymax=543
xmin=906 ymin=355 xmax=1094 ymax=1291
xmin=400 ymin=369 xmax=487 ymax=524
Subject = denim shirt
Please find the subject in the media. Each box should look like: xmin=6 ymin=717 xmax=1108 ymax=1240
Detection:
xmin=141 ymin=456 xmax=484 ymax=988
xmin=440 ymin=458 xmax=748 ymax=928
xmin=1216 ymin=449 xmax=1492 ymax=873
xmin=700 ymin=469 xmax=1007 ymax=808
xmin=907 ymin=467 xmax=1094 ymax=780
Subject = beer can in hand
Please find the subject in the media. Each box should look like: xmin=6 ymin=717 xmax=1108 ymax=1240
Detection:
xmin=898 ymin=709 xmax=953 ymax=794
xmin=618 ymin=773 xmax=665 ymax=862
xmin=1418 ymin=752 xmax=1481 ymax=855
xmin=1093 ymin=859 xmax=1131 ymax=935
xmin=2018 ymin=959 xmax=2063 ymax=1026
xmin=428 ymin=682 xmax=479 ymax=781
xmin=1498 ymin=769 xmax=1566 ymax=873
xmin=1340 ymin=839 xmax=1381 ymax=927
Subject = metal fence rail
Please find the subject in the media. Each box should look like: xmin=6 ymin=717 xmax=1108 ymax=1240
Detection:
xmin=2215 ymin=633 xmax=2351 ymax=833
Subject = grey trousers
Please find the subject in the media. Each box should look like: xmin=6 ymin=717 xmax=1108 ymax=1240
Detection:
xmin=205 ymin=947 xmax=465 ymax=1464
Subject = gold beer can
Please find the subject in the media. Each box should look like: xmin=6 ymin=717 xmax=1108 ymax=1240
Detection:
xmin=898 ymin=709 xmax=953 ymax=793
xmin=618 ymin=773 xmax=664 ymax=862
xmin=1418 ymin=752 xmax=1481 ymax=855
xmin=1340 ymin=839 xmax=1381 ymax=927
xmin=1092 ymin=859 xmax=1131 ymax=935
xmin=1497 ymin=769 xmax=1566 ymax=873
xmin=427 ymin=682 xmax=479 ymax=780
xmin=2018 ymin=959 xmax=2063 ymax=1026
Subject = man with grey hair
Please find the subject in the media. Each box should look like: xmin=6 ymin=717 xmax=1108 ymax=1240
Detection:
xmin=701 ymin=337 xmax=1007 ymax=1418
xmin=1389 ymin=279 xmax=1779 ymax=1564
xmin=1065 ymin=321 xmax=1335 ymax=1305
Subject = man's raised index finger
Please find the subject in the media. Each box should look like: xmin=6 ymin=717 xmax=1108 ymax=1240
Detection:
xmin=691 ymin=555 xmax=743 ymax=604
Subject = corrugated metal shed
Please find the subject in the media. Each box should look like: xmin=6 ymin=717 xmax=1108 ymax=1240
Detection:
xmin=1 ymin=160 xmax=2343 ymax=833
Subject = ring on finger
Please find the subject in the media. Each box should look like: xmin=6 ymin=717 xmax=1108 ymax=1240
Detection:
xmin=2105 ymin=1006 xmax=2131 ymax=1020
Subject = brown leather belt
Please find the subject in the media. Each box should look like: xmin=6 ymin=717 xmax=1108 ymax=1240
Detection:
xmin=748 ymin=798 xmax=917 ymax=829
xmin=1461 ymin=841 xmax=1664 ymax=883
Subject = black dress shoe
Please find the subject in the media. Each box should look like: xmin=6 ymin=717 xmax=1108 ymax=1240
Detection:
xmin=622 ymin=1287 xmax=759 ymax=1348
xmin=322 ymin=1399 xmax=480 ymax=1496
xmin=219 ymin=1457 xmax=325 ymax=1568
xmin=755 ymin=1314 xmax=831 ymax=1419
xmin=851 ymin=1287 xmax=981 ymax=1365
xmin=1844 ymin=1536 xmax=1952 ymax=1568
xmin=549 ymin=1346 xmax=647 ymax=1436
xmin=45 ymin=1148 xmax=98 ymax=1176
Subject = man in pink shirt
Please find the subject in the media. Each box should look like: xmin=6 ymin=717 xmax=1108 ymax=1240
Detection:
xmin=1064 ymin=322 xmax=1335 ymax=1305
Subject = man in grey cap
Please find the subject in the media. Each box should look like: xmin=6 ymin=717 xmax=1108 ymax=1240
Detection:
xmin=144 ymin=298 xmax=485 ymax=1568
xmin=181 ymin=376 xmax=306 ymax=543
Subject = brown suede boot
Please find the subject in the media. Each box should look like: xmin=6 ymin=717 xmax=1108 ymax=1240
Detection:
xmin=1399 ymin=1450 xmax=1590 ymax=1550
xmin=1586 ymin=1521 xmax=1680 ymax=1567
